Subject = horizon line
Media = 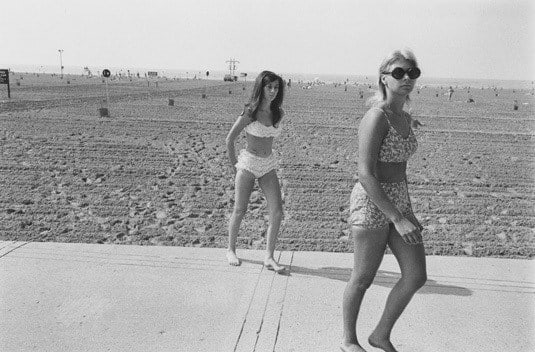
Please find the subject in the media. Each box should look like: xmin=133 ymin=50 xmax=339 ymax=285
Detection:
xmin=2 ymin=63 xmax=533 ymax=84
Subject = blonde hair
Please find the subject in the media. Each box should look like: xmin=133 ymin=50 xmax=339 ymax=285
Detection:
xmin=367 ymin=48 xmax=419 ymax=106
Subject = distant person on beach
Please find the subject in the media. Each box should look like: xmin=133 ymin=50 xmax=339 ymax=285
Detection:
xmin=447 ymin=86 xmax=454 ymax=101
xmin=342 ymin=49 xmax=426 ymax=352
xmin=225 ymin=71 xmax=286 ymax=273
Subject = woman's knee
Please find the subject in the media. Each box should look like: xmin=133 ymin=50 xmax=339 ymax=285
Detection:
xmin=270 ymin=206 xmax=284 ymax=221
xmin=416 ymin=272 xmax=428 ymax=288
xmin=403 ymin=271 xmax=427 ymax=290
xmin=348 ymin=272 xmax=375 ymax=291
xmin=232 ymin=205 xmax=248 ymax=217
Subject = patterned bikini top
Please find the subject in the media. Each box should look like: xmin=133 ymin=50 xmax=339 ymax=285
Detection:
xmin=244 ymin=120 xmax=282 ymax=138
xmin=375 ymin=108 xmax=418 ymax=163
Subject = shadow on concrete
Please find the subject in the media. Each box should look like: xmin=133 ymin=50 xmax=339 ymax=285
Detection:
xmin=291 ymin=266 xmax=473 ymax=296
xmin=241 ymin=259 xmax=472 ymax=296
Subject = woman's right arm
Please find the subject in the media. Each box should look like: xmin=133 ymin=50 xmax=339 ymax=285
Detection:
xmin=226 ymin=109 xmax=252 ymax=170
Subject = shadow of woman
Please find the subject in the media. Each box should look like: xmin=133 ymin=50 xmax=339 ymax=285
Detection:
xmin=241 ymin=259 xmax=472 ymax=297
xmin=290 ymin=265 xmax=472 ymax=296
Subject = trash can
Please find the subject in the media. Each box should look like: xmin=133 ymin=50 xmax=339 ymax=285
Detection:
xmin=98 ymin=107 xmax=109 ymax=117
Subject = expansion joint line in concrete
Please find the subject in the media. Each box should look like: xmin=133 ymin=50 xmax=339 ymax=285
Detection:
xmin=233 ymin=257 xmax=268 ymax=352
xmin=0 ymin=241 xmax=29 ymax=259
xmin=233 ymin=225 xmax=290 ymax=352
xmin=271 ymin=251 xmax=294 ymax=352
xmin=252 ymin=251 xmax=284 ymax=351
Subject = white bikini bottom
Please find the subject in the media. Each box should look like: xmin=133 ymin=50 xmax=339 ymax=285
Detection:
xmin=235 ymin=149 xmax=279 ymax=178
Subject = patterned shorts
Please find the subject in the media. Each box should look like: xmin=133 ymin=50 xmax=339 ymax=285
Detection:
xmin=235 ymin=149 xmax=279 ymax=178
xmin=348 ymin=181 xmax=423 ymax=230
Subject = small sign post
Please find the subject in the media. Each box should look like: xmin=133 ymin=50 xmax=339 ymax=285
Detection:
xmin=240 ymin=72 xmax=247 ymax=90
xmin=202 ymin=71 xmax=209 ymax=98
xmin=102 ymin=69 xmax=111 ymax=103
xmin=100 ymin=69 xmax=111 ymax=117
xmin=0 ymin=69 xmax=10 ymax=99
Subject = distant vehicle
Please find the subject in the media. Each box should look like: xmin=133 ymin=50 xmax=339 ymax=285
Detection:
xmin=224 ymin=74 xmax=238 ymax=82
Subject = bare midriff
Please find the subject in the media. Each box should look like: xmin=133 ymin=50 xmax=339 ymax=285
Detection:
xmin=375 ymin=161 xmax=407 ymax=183
xmin=246 ymin=133 xmax=274 ymax=157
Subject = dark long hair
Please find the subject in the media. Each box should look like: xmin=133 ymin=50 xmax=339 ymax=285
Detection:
xmin=244 ymin=70 xmax=285 ymax=126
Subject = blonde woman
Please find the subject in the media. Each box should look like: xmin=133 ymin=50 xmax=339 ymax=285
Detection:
xmin=342 ymin=49 xmax=427 ymax=352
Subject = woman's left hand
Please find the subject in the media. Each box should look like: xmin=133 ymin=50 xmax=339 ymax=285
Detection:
xmin=393 ymin=217 xmax=422 ymax=245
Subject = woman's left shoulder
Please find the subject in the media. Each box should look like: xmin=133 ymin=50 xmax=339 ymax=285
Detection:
xmin=404 ymin=111 xmax=424 ymax=129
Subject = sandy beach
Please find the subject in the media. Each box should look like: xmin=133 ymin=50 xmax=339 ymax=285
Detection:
xmin=0 ymin=73 xmax=533 ymax=258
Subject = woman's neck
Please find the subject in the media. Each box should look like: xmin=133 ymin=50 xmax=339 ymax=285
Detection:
xmin=258 ymin=101 xmax=271 ymax=111
xmin=383 ymin=96 xmax=405 ymax=115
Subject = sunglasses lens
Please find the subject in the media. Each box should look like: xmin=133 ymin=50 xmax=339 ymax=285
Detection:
xmin=408 ymin=67 xmax=421 ymax=79
xmin=391 ymin=67 xmax=405 ymax=79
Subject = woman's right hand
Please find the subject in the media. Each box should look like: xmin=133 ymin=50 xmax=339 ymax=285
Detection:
xmin=393 ymin=217 xmax=422 ymax=245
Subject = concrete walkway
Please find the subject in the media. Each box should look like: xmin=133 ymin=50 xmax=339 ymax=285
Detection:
xmin=1 ymin=241 xmax=533 ymax=352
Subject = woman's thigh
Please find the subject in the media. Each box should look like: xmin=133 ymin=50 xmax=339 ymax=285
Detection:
xmin=257 ymin=169 xmax=282 ymax=212
xmin=351 ymin=226 xmax=390 ymax=278
xmin=387 ymin=226 xmax=427 ymax=279
xmin=234 ymin=169 xmax=256 ymax=211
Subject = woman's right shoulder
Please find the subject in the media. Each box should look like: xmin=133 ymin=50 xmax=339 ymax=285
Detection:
xmin=361 ymin=106 xmax=387 ymax=126
xmin=239 ymin=104 xmax=254 ymax=119
xmin=358 ymin=106 xmax=389 ymax=139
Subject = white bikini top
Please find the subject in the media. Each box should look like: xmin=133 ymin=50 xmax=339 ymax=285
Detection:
xmin=244 ymin=120 xmax=282 ymax=138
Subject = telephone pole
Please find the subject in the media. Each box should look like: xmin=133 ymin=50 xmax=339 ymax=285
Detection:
xmin=58 ymin=49 xmax=64 ymax=79
xmin=226 ymin=58 xmax=239 ymax=77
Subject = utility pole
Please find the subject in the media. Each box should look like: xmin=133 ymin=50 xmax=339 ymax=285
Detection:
xmin=226 ymin=58 xmax=239 ymax=78
xmin=58 ymin=49 xmax=64 ymax=79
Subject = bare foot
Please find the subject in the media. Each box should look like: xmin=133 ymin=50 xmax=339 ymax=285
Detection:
xmin=263 ymin=257 xmax=285 ymax=273
xmin=368 ymin=333 xmax=398 ymax=352
xmin=226 ymin=250 xmax=241 ymax=266
xmin=340 ymin=341 xmax=367 ymax=352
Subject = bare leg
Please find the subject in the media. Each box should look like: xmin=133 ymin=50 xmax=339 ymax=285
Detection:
xmin=368 ymin=226 xmax=427 ymax=352
xmin=227 ymin=169 xmax=255 ymax=266
xmin=257 ymin=169 xmax=285 ymax=272
xmin=342 ymin=226 xmax=389 ymax=352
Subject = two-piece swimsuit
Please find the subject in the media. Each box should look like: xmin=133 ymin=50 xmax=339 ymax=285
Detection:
xmin=349 ymin=107 xmax=423 ymax=230
xmin=235 ymin=119 xmax=281 ymax=178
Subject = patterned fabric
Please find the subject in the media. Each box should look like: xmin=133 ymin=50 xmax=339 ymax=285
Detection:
xmin=376 ymin=109 xmax=418 ymax=163
xmin=348 ymin=181 xmax=423 ymax=230
xmin=244 ymin=121 xmax=282 ymax=138
xmin=235 ymin=149 xmax=279 ymax=178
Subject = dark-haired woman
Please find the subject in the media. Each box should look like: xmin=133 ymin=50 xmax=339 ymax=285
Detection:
xmin=225 ymin=70 xmax=286 ymax=273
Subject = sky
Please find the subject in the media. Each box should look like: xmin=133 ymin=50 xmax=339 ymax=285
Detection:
xmin=2 ymin=0 xmax=534 ymax=81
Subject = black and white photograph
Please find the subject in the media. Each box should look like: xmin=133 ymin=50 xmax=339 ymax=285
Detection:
xmin=1 ymin=0 xmax=533 ymax=351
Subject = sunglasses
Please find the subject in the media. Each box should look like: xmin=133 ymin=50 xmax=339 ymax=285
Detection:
xmin=383 ymin=67 xmax=421 ymax=80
